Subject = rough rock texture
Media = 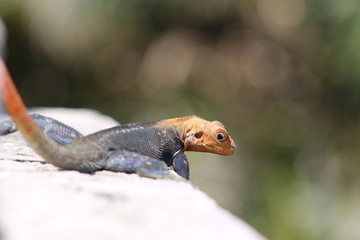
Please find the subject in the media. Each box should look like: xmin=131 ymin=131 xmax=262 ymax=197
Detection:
xmin=0 ymin=108 xmax=266 ymax=240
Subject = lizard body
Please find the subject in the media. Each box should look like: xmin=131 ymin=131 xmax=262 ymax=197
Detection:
xmin=0 ymin=59 xmax=236 ymax=180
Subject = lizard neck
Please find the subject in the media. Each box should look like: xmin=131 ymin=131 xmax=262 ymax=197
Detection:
xmin=159 ymin=115 xmax=199 ymax=140
xmin=159 ymin=116 xmax=212 ymax=152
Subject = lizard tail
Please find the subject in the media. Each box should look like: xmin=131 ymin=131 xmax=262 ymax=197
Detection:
xmin=0 ymin=59 xmax=43 ymax=144
xmin=0 ymin=58 xmax=104 ymax=172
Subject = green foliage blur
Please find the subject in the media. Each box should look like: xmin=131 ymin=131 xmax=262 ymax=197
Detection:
xmin=1 ymin=0 xmax=360 ymax=239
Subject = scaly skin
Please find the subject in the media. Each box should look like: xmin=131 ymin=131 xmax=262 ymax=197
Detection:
xmin=0 ymin=58 xmax=236 ymax=180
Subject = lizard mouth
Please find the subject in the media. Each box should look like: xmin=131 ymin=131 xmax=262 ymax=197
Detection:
xmin=203 ymin=142 xmax=236 ymax=155
xmin=225 ymin=147 xmax=236 ymax=155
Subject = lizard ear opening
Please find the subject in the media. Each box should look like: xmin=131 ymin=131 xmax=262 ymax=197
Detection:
xmin=194 ymin=132 xmax=203 ymax=139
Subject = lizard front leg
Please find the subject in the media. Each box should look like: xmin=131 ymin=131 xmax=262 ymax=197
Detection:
xmin=104 ymin=150 xmax=185 ymax=181
xmin=0 ymin=113 xmax=83 ymax=144
xmin=172 ymin=151 xmax=190 ymax=180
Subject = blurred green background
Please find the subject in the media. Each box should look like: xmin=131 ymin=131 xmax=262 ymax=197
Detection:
xmin=1 ymin=0 xmax=360 ymax=239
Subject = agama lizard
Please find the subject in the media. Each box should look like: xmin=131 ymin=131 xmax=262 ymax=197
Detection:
xmin=0 ymin=59 xmax=236 ymax=180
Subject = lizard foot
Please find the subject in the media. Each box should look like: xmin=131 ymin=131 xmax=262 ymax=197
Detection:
xmin=137 ymin=161 xmax=186 ymax=181
xmin=104 ymin=150 xmax=186 ymax=181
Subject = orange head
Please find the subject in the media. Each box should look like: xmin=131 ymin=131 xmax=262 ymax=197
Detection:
xmin=182 ymin=117 xmax=236 ymax=155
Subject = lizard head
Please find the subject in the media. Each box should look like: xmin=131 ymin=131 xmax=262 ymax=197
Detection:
xmin=183 ymin=117 xmax=236 ymax=155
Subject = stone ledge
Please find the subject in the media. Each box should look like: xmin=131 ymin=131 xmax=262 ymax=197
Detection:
xmin=0 ymin=108 xmax=266 ymax=240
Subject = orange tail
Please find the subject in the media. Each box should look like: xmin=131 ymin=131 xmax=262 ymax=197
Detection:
xmin=0 ymin=59 xmax=43 ymax=143
xmin=0 ymin=58 xmax=105 ymax=171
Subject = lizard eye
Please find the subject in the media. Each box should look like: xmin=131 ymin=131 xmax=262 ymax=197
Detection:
xmin=216 ymin=132 xmax=227 ymax=142
xmin=194 ymin=132 xmax=203 ymax=138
